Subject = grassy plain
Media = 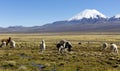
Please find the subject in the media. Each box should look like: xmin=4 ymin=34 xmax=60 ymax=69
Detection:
xmin=0 ymin=33 xmax=120 ymax=71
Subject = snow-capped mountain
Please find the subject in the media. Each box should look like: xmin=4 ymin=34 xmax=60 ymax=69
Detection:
xmin=109 ymin=14 xmax=120 ymax=21
xmin=113 ymin=14 xmax=120 ymax=18
xmin=68 ymin=9 xmax=107 ymax=21
xmin=1 ymin=9 xmax=120 ymax=33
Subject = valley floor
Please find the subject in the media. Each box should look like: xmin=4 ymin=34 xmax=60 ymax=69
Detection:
xmin=0 ymin=33 xmax=120 ymax=71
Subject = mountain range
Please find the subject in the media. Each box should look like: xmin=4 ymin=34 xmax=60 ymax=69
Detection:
xmin=1 ymin=9 xmax=120 ymax=33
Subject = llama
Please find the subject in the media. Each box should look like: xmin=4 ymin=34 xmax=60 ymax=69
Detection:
xmin=56 ymin=40 xmax=72 ymax=54
xmin=110 ymin=43 xmax=118 ymax=55
xmin=10 ymin=40 xmax=16 ymax=48
xmin=102 ymin=42 xmax=108 ymax=51
xmin=0 ymin=41 xmax=6 ymax=48
xmin=40 ymin=40 xmax=46 ymax=53
xmin=0 ymin=37 xmax=15 ymax=48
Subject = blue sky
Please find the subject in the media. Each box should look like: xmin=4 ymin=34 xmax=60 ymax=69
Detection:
xmin=0 ymin=0 xmax=120 ymax=27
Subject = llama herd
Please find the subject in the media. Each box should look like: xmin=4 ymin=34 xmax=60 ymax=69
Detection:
xmin=102 ymin=42 xmax=119 ymax=54
xmin=0 ymin=37 xmax=119 ymax=55
xmin=0 ymin=37 xmax=15 ymax=48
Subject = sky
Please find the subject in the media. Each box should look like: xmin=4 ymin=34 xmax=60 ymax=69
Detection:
xmin=0 ymin=0 xmax=120 ymax=27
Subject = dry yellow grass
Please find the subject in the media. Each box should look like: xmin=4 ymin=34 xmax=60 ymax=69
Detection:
xmin=0 ymin=33 xmax=120 ymax=71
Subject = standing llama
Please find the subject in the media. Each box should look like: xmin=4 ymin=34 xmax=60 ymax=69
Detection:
xmin=40 ymin=40 xmax=46 ymax=54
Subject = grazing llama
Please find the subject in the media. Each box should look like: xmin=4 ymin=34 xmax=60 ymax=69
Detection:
xmin=102 ymin=42 xmax=108 ymax=51
xmin=0 ymin=37 xmax=15 ymax=48
xmin=110 ymin=43 xmax=118 ymax=55
xmin=56 ymin=40 xmax=72 ymax=54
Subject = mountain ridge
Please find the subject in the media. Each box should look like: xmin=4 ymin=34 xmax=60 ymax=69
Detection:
xmin=1 ymin=9 xmax=120 ymax=33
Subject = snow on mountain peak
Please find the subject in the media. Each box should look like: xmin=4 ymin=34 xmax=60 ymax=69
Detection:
xmin=114 ymin=14 xmax=120 ymax=18
xmin=68 ymin=9 xmax=107 ymax=21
